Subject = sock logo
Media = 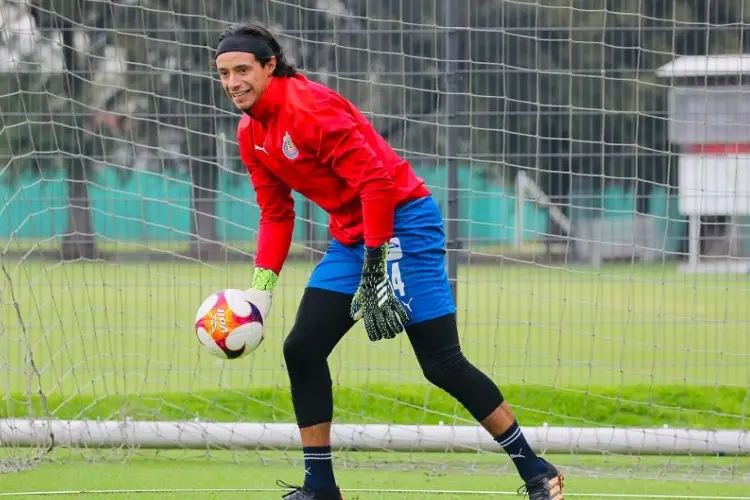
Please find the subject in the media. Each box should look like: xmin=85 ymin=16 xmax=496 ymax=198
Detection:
xmin=509 ymin=448 xmax=526 ymax=459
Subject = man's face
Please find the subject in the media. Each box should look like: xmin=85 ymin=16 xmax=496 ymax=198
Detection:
xmin=216 ymin=52 xmax=275 ymax=111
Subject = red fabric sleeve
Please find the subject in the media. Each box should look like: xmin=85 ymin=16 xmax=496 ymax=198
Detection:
xmin=238 ymin=129 xmax=295 ymax=274
xmin=307 ymin=107 xmax=396 ymax=248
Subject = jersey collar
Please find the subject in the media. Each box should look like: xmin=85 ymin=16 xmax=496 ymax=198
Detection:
xmin=247 ymin=76 xmax=285 ymax=126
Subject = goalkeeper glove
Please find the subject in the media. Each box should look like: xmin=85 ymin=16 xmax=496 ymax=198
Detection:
xmin=350 ymin=243 xmax=410 ymax=341
xmin=244 ymin=267 xmax=278 ymax=323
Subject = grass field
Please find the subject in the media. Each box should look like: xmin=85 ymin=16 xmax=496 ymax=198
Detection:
xmin=2 ymin=257 xmax=750 ymax=498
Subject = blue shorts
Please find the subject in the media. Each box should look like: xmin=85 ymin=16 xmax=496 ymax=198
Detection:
xmin=307 ymin=196 xmax=456 ymax=326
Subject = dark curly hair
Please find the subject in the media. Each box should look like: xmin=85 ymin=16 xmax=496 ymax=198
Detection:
xmin=215 ymin=22 xmax=297 ymax=77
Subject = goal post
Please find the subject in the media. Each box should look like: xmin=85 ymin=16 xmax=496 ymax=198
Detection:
xmin=2 ymin=0 xmax=750 ymax=488
xmin=3 ymin=420 xmax=749 ymax=456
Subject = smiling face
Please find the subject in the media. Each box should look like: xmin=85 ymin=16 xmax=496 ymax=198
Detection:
xmin=216 ymin=52 xmax=276 ymax=112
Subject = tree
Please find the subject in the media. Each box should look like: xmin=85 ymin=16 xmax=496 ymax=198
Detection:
xmin=0 ymin=0 xmax=193 ymax=259
xmin=0 ymin=0 xmax=97 ymax=258
xmin=7 ymin=0 xmax=748 ymax=259
xmin=64 ymin=0 xmax=230 ymax=260
xmin=79 ymin=0 xmax=444 ymax=258
xmin=0 ymin=0 xmax=434 ymax=260
xmin=0 ymin=0 xmax=229 ymax=260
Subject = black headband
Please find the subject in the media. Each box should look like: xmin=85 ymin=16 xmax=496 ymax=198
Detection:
xmin=215 ymin=33 xmax=275 ymax=60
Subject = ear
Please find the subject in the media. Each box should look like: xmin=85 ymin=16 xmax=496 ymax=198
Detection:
xmin=264 ymin=56 xmax=277 ymax=77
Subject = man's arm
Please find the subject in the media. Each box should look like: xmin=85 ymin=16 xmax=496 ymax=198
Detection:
xmin=300 ymin=104 xmax=409 ymax=340
xmin=306 ymin=106 xmax=396 ymax=248
xmin=238 ymin=130 xmax=295 ymax=278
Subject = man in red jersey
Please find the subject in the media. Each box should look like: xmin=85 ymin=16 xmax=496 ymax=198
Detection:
xmin=213 ymin=22 xmax=565 ymax=500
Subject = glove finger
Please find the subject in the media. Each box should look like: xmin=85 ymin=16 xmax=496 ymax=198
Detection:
xmin=244 ymin=289 xmax=272 ymax=321
xmin=395 ymin=317 xmax=406 ymax=334
xmin=362 ymin=312 xmax=372 ymax=337
xmin=364 ymin=314 xmax=379 ymax=341
xmin=375 ymin=313 xmax=391 ymax=341
xmin=352 ymin=308 xmax=364 ymax=322
xmin=350 ymin=297 xmax=364 ymax=321
xmin=390 ymin=316 xmax=404 ymax=336
xmin=397 ymin=305 xmax=410 ymax=326
xmin=385 ymin=302 xmax=407 ymax=335
xmin=378 ymin=312 xmax=398 ymax=340
xmin=389 ymin=298 xmax=409 ymax=325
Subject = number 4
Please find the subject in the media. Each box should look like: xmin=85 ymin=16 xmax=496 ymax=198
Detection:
xmin=390 ymin=262 xmax=406 ymax=297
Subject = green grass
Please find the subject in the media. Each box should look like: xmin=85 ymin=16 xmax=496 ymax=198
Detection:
xmin=2 ymin=259 xmax=750 ymax=496
xmin=0 ymin=450 xmax=746 ymax=499
xmin=3 ymin=260 xmax=749 ymax=395
xmin=4 ymin=384 xmax=750 ymax=429
xmin=2 ymin=259 xmax=749 ymax=418
xmin=1 ymin=450 xmax=749 ymax=499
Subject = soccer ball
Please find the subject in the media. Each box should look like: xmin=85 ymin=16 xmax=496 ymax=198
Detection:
xmin=194 ymin=289 xmax=264 ymax=359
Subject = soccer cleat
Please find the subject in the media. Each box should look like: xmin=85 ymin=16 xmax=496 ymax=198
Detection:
xmin=277 ymin=480 xmax=344 ymax=499
xmin=517 ymin=459 xmax=565 ymax=500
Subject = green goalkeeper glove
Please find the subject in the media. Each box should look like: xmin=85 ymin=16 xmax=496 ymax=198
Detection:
xmin=244 ymin=267 xmax=278 ymax=323
xmin=350 ymin=243 xmax=410 ymax=341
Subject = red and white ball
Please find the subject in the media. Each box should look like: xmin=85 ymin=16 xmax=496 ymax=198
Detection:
xmin=194 ymin=289 xmax=264 ymax=359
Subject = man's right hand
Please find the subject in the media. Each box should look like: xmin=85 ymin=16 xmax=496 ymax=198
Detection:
xmin=244 ymin=267 xmax=278 ymax=323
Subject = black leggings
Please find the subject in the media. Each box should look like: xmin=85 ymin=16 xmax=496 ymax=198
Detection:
xmin=283 ymin=288 xmax=505 ymax=428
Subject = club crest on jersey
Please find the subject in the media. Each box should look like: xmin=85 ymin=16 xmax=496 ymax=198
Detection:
xmin=282 ymin=131 xmax=299 ymax=160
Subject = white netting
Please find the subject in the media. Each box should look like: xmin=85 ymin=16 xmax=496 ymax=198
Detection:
xmin=1 ymin=0 xmax=749 ymax=493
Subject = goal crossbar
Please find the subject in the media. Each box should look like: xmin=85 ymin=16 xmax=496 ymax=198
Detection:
xmin=2 ymin=420 xmax=748 ymax=456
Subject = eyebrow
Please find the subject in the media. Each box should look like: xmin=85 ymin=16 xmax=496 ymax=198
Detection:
xmin=219 ymin=64 xmax=249 ymax=71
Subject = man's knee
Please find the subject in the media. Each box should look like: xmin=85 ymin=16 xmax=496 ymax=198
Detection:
xmin=283 ymin=325 xmax=309 ymax=367
xmin=419 ymin=346 xmax=470 ymax=388
xmin=283 ymin=321 xmax=329 ymax=371
xmin=419 ymin=345 xmax=505 ymax=421
xmin=408 ymin=313 xmax=466 ymax=387
xmin=283 ymin=287 xmax=355 ymax=372
xmin=283 ymin=322 xmax=335 ymax=427
xmin=408 ymin=314 xmax=504 ymax=421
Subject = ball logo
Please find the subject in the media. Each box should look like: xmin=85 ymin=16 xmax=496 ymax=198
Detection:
xmin=210 ymin=308 xmax=230 ymax=335
xmin=282 ymin=131 xmax=299 ymax=160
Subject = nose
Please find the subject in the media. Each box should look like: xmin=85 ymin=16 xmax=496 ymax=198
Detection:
xmin=225 ymin=73 xmax=242 ymax=90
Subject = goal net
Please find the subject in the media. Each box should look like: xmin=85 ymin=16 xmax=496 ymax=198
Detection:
xmin=1 ymin=0 xmax=749 ymax=494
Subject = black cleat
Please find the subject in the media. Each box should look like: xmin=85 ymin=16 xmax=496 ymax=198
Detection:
xmin=277 ymin=480 xmax=343 ymax=499
xmin=517 ymin=459 xmax=565 ymax=500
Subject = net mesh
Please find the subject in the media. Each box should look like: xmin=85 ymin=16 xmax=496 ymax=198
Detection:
xmin=1 ymin=0 xmax=749 ymax=494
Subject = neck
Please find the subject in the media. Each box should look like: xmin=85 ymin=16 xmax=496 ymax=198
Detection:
xmin=245 ymin=76 xmax=284 ymax=126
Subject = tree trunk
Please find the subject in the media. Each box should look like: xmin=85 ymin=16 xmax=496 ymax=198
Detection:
xmin=189 ymin=156 xmax=224 ymax=261
xmin=59 ymin=21 xmax=96 ymax=260
xmin=62 ymin=159 xmax=96 ymax=260
xmin=187 ymin=78 xmax=224 ymax=261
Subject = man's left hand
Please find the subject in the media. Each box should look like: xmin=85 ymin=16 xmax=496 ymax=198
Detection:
xmin=350 ymin=243 xmax=410 ymax=341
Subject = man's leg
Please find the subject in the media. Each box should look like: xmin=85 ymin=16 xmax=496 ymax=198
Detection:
xmin=405 ymin=315 xmax=559 ymax=485
xmin=280 ymin=241 xmax=362 ymax=499
xmin=390 ymin=196 xmax=564 ymax=498
xmin=282 ymin=287 xmax=355 ymax=497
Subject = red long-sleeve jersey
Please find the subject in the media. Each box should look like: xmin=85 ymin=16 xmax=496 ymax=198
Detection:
xmin=237 ymin=73 xmax=431 ymax=275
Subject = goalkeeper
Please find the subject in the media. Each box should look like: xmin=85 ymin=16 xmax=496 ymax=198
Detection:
xmin=214 ymin=22 xmax=565 ymax=500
